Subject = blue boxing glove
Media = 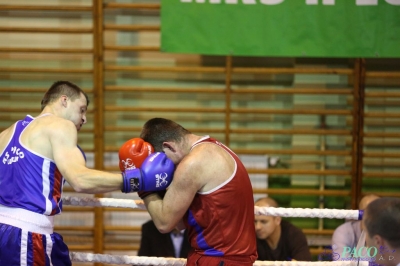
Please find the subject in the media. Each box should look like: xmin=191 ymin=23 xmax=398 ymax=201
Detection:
xmin=121 ymin=152 xmax=175 ymax=194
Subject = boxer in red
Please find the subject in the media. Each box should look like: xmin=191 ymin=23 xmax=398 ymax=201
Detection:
xmin=131 ymin=118 xmax=258 ymax=266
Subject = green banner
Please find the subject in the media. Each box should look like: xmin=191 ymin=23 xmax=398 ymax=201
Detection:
xmin=161 ymin=0 xmax=400 ymax=58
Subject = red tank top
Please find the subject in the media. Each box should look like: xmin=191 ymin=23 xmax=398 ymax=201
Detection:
xmin=183 ymin=137 xmax=257 ymax=262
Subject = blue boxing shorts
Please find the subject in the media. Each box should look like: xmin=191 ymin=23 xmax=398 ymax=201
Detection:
xmin=0 ymin=205 xmax=71 ymax=266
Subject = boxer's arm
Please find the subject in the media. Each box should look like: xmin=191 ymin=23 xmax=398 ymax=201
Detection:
xmin=144 ymin=153 xmax=204 ymax=233
xmin=175 ymin=219 xmax=186 ymax=231
xmin=51 ymin=119 xmax=123 ymax=193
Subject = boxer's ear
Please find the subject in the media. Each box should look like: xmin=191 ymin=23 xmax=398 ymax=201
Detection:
xmin=162 ymin=142 xmax=176 ymax=153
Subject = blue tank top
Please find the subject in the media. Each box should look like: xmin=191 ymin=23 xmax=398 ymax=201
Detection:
xmin=0 ymin=115 xmax=64 ymax=216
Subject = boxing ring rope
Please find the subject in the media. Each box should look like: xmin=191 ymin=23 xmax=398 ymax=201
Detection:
xmin=63 ymin=196 xmax=366 ymax=266
xmin=69 ymin=252 xmax=369 ymax=266
xmin=62 ymin=196 xmax=363 ymax=220
xmin=63 ymin=196 xmax=147 ymax=210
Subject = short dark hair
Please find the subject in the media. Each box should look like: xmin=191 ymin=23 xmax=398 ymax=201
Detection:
xmin=41 ymin=81 xmax=89 ymax=110
xmin=140 ymin=118 xmax=191 ymax=152
xmin=364 ymin=197 xmax=400 ymax=248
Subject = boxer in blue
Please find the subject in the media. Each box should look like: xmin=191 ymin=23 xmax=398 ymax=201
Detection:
xmin=0 ymin=81 xmax=174 ymax=266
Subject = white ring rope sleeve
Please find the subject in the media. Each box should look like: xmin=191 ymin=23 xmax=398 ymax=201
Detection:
xmin=62 ymin=196 xmax=146 ymax=210
xmin=254 ymin=206 xmax=361 ymax=220
xmin=63 ymin=196 xmax=361 ymax=220
xmin=70 ymin=252 xmax=369 ymax=266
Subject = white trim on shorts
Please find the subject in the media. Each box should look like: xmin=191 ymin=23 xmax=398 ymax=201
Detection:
xmin=21 ymin=229 xmax=28 ymax=266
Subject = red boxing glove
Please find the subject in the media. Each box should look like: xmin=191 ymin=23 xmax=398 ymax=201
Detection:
xmin=119 ymin=138 xmax=154 ymax=171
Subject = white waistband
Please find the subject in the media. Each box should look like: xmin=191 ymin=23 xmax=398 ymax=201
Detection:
xmin=0 ymin=205 xmax=54 ymax=234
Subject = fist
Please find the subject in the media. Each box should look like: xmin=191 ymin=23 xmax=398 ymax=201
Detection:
xmin=122 ymin=152 xmax=175 ymax=193
xmin=119 ymin=138 xmax=154 ymax=171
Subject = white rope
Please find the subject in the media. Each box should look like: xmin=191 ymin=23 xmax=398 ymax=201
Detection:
xmin=62 ymin=196 xmax=146 ymax=210
xmin=63 ymin=196 xmax=362 ymax=220
xmin=253 ymin=262 xmax=368 ymax=266
xmin=70 ymin=252 xmax=186 ymax=266
xmin=70 ymin=252 xmax=369 ymax=266
xmin=66 ymin=197 xmax=367 ymax=265
xmin=254 ymin=206 xmax=361 ymax=220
